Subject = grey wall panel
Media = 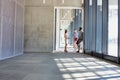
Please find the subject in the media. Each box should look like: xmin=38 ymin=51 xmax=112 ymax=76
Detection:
xmin=14 ymin=4 xmax=24 ymax=54
xmin=0 ymin=0 xmax=24 ymax=60
xmin=1 ymin=0 xmax=15 ymax=58
xmin=17 ymin=0 xmax=24 ymax=6
xmin=2 ymin=0 xmax=15 ymax=17
xmin=0 ymin=0 xmax=1 ymax=58
xmin=1 ymin=16 xmax=14 ymax=57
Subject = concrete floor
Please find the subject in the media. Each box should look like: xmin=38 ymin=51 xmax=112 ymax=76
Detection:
xmin=0 ymin=53 xmax=120 ymax=80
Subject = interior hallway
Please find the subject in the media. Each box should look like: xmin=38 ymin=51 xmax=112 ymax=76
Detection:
xmin=0 ymin=53 xmax=120 ymax=80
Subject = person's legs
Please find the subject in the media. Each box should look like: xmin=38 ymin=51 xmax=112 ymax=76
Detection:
xmin=77 ymin=39 xmax=82 ymax=53
xmin=64 ymin=44 xmax=67 ymax=52
xmin=73 ymin=41 xmax=77 ymax=52
xmin=77 ymin=43 xmax=80 ymax=53
xmin=73 ymin=42 xmax=75 ymax=51
xmin=73 ymin=39 xmax=75 ymax=51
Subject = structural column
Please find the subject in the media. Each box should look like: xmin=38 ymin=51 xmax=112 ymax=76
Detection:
xmin=88 ymin=0 xmax=93 ymax=53
xmin=91 ymin=0 xmax=97 ymax=53
xmin=102 ymin=0 xmax=108 ymax=55
xmin=84 ymin=0 xmax=89 ymax=52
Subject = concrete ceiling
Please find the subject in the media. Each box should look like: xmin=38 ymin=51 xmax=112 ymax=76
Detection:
xmin=25 ymin=0 xmax=83 ymax=7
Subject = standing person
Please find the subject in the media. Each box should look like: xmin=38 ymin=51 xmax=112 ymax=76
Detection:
xmin=76 ymin=27 xmax=83 ymax=53
xmin=64 ymin=29 xmax=68 ymax=52
xmin=73 ymin=29 xmax=78 ymax=52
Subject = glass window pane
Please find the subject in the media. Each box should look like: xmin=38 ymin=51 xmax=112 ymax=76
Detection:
xmin=89 ymin=0 xmax=93 ymax=52
xmin=96 ymin=0 xmax=102 ymax=53
xmin=108 ymin=0 xmax=118 ymax=57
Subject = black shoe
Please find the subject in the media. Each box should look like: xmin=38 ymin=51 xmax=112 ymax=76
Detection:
xmin=76 ymin=51 xmax=79 ymax=53
xmin=64 ymin=50 xmax=68 ymax=53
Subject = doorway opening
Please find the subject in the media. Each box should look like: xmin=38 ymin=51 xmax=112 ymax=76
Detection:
xmin=54 ymin=7 xmax=84 ymax=53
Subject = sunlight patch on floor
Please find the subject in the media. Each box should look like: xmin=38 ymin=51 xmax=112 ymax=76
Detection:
xmin=54 ymin=57 xmax=120 ymax=80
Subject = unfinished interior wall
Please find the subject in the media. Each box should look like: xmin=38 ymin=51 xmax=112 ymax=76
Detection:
xmin=24 ymin=7 xmax=54 ymax=52
xmin=0 ymin=0 xmax=25 ymax=60
xmin=25 ymin=0 xmax=82 ymax=52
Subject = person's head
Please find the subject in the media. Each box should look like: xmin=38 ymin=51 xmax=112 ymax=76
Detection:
xmin=65 ymin=29 xmax=67 ymax=33
xmin=74 ymin=29 xmax=77 ymax=33
xmin=79 ymin=27 xmax=82 ymax=31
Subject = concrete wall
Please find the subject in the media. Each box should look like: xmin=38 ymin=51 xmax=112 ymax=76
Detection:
xmin=0 ymin=0 xmax=25 ymax=60
xmin=25 ymin=0 xmax=82 ymax=52
xmin=24 ymin=7 xmax=54 ymax=52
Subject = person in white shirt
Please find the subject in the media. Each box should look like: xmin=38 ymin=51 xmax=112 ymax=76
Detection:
xmin=64 ymin=29 xmax=69 ymax=52
xmin=73 ymin=29 xmax=78 ymax=52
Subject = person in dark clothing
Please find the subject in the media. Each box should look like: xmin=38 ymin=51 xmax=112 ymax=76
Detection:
xmin=76 ymin=27 xmax=83 ymax=53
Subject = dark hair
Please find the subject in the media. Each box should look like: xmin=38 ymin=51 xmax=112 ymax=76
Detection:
xmin=74 ymin=28 xmax=77 ymax=31
xmin=65 ymin=29 xmax=67 ymax=33
xmin=79 ymin=27 xmax=82 ymax=31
